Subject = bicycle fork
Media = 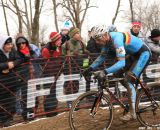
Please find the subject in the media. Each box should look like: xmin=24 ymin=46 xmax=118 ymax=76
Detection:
xmin=90 ymin=91 xmax=103 ymax=117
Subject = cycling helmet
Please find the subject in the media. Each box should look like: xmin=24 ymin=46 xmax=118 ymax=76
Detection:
xmin=91 ymin=25 xmax=108 ymax=39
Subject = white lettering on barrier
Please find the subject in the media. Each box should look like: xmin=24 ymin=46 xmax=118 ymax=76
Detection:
xmin=27 ymin=76 xmax=54 ymax=108
xmin=56 ymin=73 xmax=86 ymax=102
xmin=27 ymin=74 xmax=98 ymax=108
xmin=27 ymin=64 xmax=160 ymax=109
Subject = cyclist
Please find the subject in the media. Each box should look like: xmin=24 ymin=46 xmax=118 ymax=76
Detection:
xmin=83 ymin=25 xmax=151 ymax=121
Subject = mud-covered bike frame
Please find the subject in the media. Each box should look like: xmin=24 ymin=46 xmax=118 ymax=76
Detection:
xmin=69 ymin=72 xmax=160 ymax=130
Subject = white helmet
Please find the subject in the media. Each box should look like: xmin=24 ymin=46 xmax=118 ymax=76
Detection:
xmin=91 ymin=25 xmax=108 ymax=39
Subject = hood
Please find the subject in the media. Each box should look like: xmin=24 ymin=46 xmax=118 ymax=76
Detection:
xmin=15 ymin=36 xmax=29 ymax=49
xmin=0 ymin=35 xmax=12 ymax=51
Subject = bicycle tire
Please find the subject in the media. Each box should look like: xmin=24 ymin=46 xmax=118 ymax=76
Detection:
xmin=69 ymin=91 xmax=113 ymax=130
xmin=136 ymin=82 xmax=160 ymax=127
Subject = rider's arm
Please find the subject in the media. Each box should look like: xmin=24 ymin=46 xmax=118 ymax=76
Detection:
xmin=90 ymin=47 xmax=108 ymax=70
xmin=105 ymin=34 xmax=126 ymax=74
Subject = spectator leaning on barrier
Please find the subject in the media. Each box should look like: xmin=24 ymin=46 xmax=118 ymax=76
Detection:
xmin=62 ymin=27 xmax=90 ymax=56
xmin=42 ymin=32 xmax=62 ymax=58
xmin=15 ymin=36 xmax=41 ymax=120
xmin=0 ymin=36 xmax=23 ymax=127
xmin=16 ymin=36 xmax=41 ymax=62
xmin=41 ymin=32 xmax=62 ymax=117
xmin=62 ymin=27 xmax=90 ymax=108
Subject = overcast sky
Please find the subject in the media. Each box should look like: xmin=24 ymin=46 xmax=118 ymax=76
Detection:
xmin=0 ymin=0 xmax=132 ymax=39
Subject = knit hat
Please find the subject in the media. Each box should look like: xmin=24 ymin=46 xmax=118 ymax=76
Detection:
xmin=68 ymin=27 xmax=80 ymax=38
xmin=149 ymin=29 xmax=160 ymax=38
xmin=61 ymin=20 xmax=72 ymax=31
xmin=49 ymin=32 xmax=61 ymax=42
xmin=132 ymin=20 xmax=141 ymax=27
xmin=49 ymin=32 xmax=61 ymax=46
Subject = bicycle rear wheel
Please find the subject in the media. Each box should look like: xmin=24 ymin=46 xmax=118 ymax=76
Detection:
xmin=136 ymin=83 xmax=160 ymax=127
xmin=69 ymin=91 xmax=113 ymax=130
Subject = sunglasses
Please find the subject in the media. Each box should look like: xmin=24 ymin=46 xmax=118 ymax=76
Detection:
xmin=17 ymin=42 xmax=26 ymax=45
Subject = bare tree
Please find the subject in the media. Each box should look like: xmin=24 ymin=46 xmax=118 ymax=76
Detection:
xmin=51 ymin=0 xmax=59 ymax=32
xmin=31 ymin=0 xmax=41 ymax=44
xmin=112 ymin=0 xmax=121 ymax=24
xmin=128 ymin=0 xmax=134 ymax=22
xmin=13 ymin=0 xmax=23 ymax=33
xmin=1 ymin=0 xmax=45 ymax=44
xmin=58 ymin=0 xmax=97 ymax=30
xmin=1 ymin=0 xmax=10 ymax=35
xmin=123 ymin=0 xmax=160 ymax=36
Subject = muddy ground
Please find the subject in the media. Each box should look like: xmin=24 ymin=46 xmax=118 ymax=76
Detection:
xmin=1 ymin=107 xmax=153 ymax=130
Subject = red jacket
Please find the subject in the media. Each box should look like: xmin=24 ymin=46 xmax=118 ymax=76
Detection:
xmin=42 ymin=43 xmax=61 ymax=58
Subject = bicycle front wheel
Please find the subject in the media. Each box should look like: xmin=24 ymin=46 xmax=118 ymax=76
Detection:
xmin=69 ymin=91 xmax=113 ymax=130
xmin=136 ymin=83 xmax=160 ymax=127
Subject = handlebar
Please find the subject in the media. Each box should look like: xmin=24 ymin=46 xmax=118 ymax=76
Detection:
xmin=81 ymin=70 xmax=124 ymax=84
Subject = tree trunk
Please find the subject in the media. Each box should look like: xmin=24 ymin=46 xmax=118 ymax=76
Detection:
xmin=52 ymin=0 xmax=59 ymax=32
xmin=31 ymin=0 xmax=40 ymax=45
xmin=14 ymin=0 xmax=23 ymax=33
xmin=1 ymin=0 xmax=10 ymax=35
xmin=24 ymin=0 xmax=32 ymax=40
xmin=112 ymin=0 xmax=121 ymax=24
xmin=129 ymin=0 xmax=134 ymax=21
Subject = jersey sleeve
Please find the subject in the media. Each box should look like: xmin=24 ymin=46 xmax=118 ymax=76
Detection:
xmin=105 ymin=34 xmax=126 ymax=74
xmin=90 ymin=47 xmax=108 ymax=70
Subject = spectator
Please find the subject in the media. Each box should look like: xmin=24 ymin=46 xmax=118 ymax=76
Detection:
xmin=41 ymin=32 xmax=62 ymax=117
xmin=15 ymin=36 xmax=41 ymax=120
xmin=62 ymin=27 xmax=90 ymax=108
xmin=16 ymin=36 xmax=41 ymax=61
xmin=144 ymin=29 xmax=160 ymax=82
xmin=130 ymin=20 xmax=144 ymax=40
xmin=42 ymin=32 xmax=62 ymax=58
xmin=60 ymin=21 xmax=71 ymax=45
xmin=86 ymin=27 xmax=101 ymax=53
xmin=145 ymin=29 xmax=160 ymax=63
xmin=62 ymin=27 xmax=89 ymax=56
xmin=0 ymin=36 xmax=23 ymax=127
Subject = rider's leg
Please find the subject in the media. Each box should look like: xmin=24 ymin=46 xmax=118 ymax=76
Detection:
xmin=120 ymin=51 xmax=150 ymax=121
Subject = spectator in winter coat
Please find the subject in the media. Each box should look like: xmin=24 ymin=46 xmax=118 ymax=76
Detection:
xmin=0 ymin=36 xmax=23 ymax=127
xmin=62 ymin=27 xmax=90 ymax=56
xmin=41 ymin=32 xmax=62 ymax=117
xmin=130 ymin=20 xmax=142 ymax=37
xmin=86 ymin=27 xmax=101 ymax=53
xmin=60 ymin=25 xmax=70 ymax=45
xmin=62 ymin=27 xmax=90 ymax=108
xmin=42 ymin=32 xmax=62 ymax=58
xmin=15 ymin=36 xmax=41 ymax=119
xmin=145 ymin=29 xmax=160 ymax=63
xmin=15 ymin=36 xmax=41 ymax=62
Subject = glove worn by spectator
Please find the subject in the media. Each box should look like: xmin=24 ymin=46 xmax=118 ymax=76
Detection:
xmin=94 ymin=70 xmax=107 ymax=79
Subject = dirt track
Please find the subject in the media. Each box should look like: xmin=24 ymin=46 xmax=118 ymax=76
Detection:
xmin=0 ymin=108 xmax=146 ymax=130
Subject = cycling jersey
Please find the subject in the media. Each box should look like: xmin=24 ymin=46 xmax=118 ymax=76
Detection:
xmin=90 ymin=32 xmax=150 ymax=76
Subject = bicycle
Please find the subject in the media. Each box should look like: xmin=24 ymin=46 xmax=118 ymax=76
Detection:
xmin=69 ymin=71 xmax=160 ymax=130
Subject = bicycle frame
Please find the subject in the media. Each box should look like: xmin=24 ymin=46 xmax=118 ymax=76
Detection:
xmin=91 ymin=75 xmax=159 ymax=116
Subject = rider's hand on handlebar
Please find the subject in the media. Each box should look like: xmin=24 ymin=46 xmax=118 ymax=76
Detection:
xmin=93 ymin=70 xmax=107 ymax=79
xmin=82 ymin=67 xmax=93 ymax=81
